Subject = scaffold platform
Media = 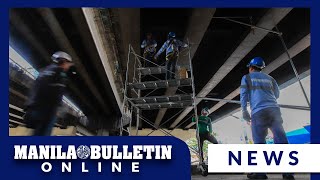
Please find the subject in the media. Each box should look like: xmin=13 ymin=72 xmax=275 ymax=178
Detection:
xmin=137 ymin=66 xmax=167 ymax=75
xmin=129 ymin=78 xmax=192 ymax=90
xmin=128 ymin=94 xmax=193 ymax=110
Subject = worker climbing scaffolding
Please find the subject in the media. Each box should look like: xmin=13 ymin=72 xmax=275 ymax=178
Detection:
xmin=154 ymin=32 xmax=188 ymax=79
xmin=141 ymin=33 xmax=157 ymax=67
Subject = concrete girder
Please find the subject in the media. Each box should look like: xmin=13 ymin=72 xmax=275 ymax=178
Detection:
xmin=170 ymin=8 xmax=293 ymax=129
xmin=71 ymin=9 xmax=123 ymax=112
xmin=185 ymin=34 xmax=310 ymax=129
xmin=9 ymin=10 xmax=50 ymax=65
xmin=9 ymin=11 xmax=97 ymax=115
xmin=116 ymin=8 xmax=141 ymax=73
xmin=154 ymin=9 xmax=216 ymax=128
xmin=112 ymin=8 xmax=141 ymax=127
xmin=37 ymin=8 xmax=111 ymax=114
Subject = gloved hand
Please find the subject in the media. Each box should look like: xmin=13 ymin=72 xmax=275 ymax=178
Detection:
xmin=242 ymin=110 xmax=251 ymax=122
xmin=154 ymin=56 xmax=159 ymax=63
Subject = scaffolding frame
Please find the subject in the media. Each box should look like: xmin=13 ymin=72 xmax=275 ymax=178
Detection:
xmin=120 ymin=42 xmax=204 ymax=161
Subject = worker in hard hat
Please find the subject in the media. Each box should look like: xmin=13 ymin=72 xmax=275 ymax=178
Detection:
xmin=154 ymin=32 xmax=188 ymax=80
xmin=240 ymin=57 xmax=294 ymax=180
xmin=141 ymin=33 xmax=157 ymax=67
xmin=192 ymin=107 xmax=218 ymax=163
xmin=24 ymin=51 xmax=74 ymax=136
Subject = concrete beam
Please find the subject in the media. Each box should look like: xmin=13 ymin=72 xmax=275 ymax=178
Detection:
xmin=185 ymin=34 xmax=310 ymax=129
xmin=154 ymin=87 xmax=178 ymax=127
xmin=179 ymin=8 xmax=216 ymax=68
xmin=116 ymin=8 xmax=140 ymax=73
xmin=170 ymin=8 xmax=293 ymax=129
xmin=9 ymin=10 xmax=50 ymax=65
xmin=8 ymin=25 xmax=96 ymax=114
xmin=76 ymin=125 xmax=95 ymax=136
xmin=111 ymin=8 xmax=141 ymax=127
xmin=37 ymin=8 xmax=111 ymax=114
xmin=154 ymin=9 xmax=216 ymax=128
xmin=82 ymin=8 xmax=124 ymax=112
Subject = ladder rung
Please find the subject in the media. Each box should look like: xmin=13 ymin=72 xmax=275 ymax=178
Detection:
xmin=129 ymin=78 xmax=192 ymax=90
xmin=128 ymin=94 xmax=192 ymax=104
xmin=137 ymin=66 xmax=167 ymax=75
xmin=134 ymin=100 xmax=193 ymax=110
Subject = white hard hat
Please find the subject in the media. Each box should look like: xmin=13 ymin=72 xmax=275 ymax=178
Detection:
xmin=51 ymin=51 xmax=72 ymax=63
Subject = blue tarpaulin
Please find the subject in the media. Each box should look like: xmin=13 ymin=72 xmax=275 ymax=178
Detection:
xmin=286 ymin=125 xmax=310 ymax=144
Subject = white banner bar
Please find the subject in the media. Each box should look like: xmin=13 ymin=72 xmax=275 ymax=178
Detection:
xmin=208 ymin=144 xmax=320 ymax=173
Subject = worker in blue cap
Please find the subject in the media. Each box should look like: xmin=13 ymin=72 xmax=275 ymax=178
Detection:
xmin=154 ymin=32 xmax=188 ymax=79
xmin=192 ymin=107 xmax=218 ymax=162
xmin=240 ymin=57 xmax=294 ymax=180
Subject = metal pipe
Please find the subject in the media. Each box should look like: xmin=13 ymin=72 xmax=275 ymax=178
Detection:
xmin=187 ymin=38 xmax=203 ymax=164
xmin=213 ymin=17 xmax=282 ymax=36
xmin=275 ymin=26 xmax=310 ymax=107
xmin=138 ymin=115 xmax=172 ymax=136
xmin=146 ymin=108 xmax=185 ymax=136
xmin=137 ymin=112 xmax=200 ymax=157
xmin=197 ymin=97 xmax=310 ymax=111
xmin=120 ymin=45 xmax=132 ymax=136
xmin=169 ymin=116 xmax=193 ymax=133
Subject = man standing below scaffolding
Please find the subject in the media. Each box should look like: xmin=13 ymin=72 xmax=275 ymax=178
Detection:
xmin=24 ymin=51 xmax=74 ymax=136
xmin=141 ymin=33 xmax=157 ymax=67
xmin=192 ymin=107 xmax=218 ymax=163
xmin=240 ymin=57 xmax=294 ymax=180
xmin=154 ymin=32 xmax=188 ymax=80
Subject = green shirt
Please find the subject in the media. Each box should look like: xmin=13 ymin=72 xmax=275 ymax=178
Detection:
xmin=192 ymin=116 xmax=212 ymax=134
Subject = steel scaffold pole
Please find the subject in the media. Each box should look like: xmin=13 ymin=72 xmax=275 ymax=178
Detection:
xmin=275 ymin=26 xmax=310 ymax=107
xmin=187 ymin=39 xmax=203 ymax=165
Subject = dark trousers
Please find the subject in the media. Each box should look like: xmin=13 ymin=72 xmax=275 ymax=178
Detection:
xmin=165 ymin=57 xmax=177 ymax=80
xmin=251 ymin=107 xmax=292 ymax=176
xmin=251 ymin=107 xmax=288 ymax=144
xmin=24 ymin=107 xmax=58 ymax=136
xmin=143 ymin=52 xmax=155 ymax=67
xmin=199 ymin=132 xmax=218 ymax=162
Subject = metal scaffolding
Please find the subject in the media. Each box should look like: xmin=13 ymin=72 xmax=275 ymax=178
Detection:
xmin=119 ymin=42 xmax=204 ymax=164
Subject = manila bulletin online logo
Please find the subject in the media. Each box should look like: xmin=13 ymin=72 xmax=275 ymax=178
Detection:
xmin=14 ymin=144 xmax=172 ymax=173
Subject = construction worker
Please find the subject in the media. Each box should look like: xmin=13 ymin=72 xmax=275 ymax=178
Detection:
xmin=192 ymin=107 xmax=218 ymax=163
xmin=154 ymin=32 xmax=188 ymax=80
xmin=240 ymin=57 xmax=294 ymax=180
xmin=141 ymin=33 xmax=157 ymax=67
xmin=24 ymin=51 xmax=74 ymax=136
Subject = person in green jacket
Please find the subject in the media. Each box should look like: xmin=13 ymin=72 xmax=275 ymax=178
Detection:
xmin=192 ymin=107 xmax=218 ymax=161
